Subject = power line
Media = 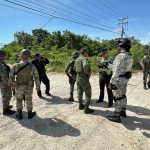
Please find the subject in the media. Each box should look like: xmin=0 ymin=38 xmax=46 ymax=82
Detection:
xmin=3 ymin=0 xmax=120 ymax=34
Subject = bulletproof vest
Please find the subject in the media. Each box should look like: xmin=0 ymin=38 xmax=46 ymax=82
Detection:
xmin=16 ymin=63 xmax=33 ymax=85
xmin=75 ymin=58 xmax=83 ymax=73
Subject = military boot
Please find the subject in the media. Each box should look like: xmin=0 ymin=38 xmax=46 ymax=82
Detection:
xmin=84 ymin=103 xmax=94 ymax=114
xmin=37 ymin=90 xmax=43 ymax=99
xmin=3 ymin=108 xmax=16 ymax=116
xmin=8 ymin=105 xmax=13 ymax=109
xmin=147 ymin=82 xmax=150 ymax=89
xmin=79 ymin=103 xmax=85 ymax=110
xmin=45 ymin=92 xmax=52 ymax=96
xmin=144 ymin=83 xmax=148 ymax=90
xmin=28 ymin=111 xmax=36 ymax=119
xmin=120 ymin=108 xmax=127 ymax=118
xmin=107 ymin=112 xmax=121 ymax=123
xmin=67 ymin=92 xmax=74 ymax=102
xmin=16 ymin=109 xmax=23 ymax=120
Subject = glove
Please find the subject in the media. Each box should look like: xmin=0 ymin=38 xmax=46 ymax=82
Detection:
xmin=108 ymin=83 xmax=118 ymax=90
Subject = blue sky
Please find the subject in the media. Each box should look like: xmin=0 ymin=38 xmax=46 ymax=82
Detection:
xmin=0 ymin=0 xmax=150 ymax=44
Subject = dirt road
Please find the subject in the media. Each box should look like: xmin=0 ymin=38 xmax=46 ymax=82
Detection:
xmin=0 ymin=73 xmax=149 ymax=150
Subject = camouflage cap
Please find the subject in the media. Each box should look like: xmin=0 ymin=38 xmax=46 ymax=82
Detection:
xmin=0 ymin=50 xmax=6 ymax=57
xmin=21 ymin=49 xmax=31 ymax=57
xmin=80 ymin=48 xmax=89 ymax=54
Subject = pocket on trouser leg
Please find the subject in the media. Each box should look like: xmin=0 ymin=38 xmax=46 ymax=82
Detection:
xmin=84 ymin=82 xmax=92 ymax=103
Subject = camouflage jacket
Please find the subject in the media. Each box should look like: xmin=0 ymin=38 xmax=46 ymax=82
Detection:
xmin=0 ymin=61 xmax=10 ymax=85
xmin=110 ymin=51 xmax=133 ymax=85
xmin=9 ymin=60 xmax=40 ymax=87
xmin=75 ymin=56 xmax=91 ymax=80
xmin=140 ymin=55 xmax=150 ymax=72
xmin=65 ymin=59 xmax=77 ymax=80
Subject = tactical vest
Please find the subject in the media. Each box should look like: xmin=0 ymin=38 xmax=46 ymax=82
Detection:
xmin=16 ymin=63 xmax=33 ymax=85
xmin=69 ymin=60 xmax=77 ymax=75
xmin=75 ymin=58 xmax=83 ymax=73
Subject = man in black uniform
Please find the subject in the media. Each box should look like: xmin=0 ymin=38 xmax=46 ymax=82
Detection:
xmin=32 ymin=53 xmax=51 ymax=98
xmin=97 ymin=49 xmax=114 ymax=107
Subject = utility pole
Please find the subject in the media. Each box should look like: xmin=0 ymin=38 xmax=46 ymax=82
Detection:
xmin=118 ymin=17 xmax=128 ymax=38
xmin=0 ymin=43 xmax=4 ymax=48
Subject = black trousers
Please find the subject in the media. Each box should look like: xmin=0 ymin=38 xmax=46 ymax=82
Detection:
xmin=99 ymin=77 xmax=113 ymax=105
xmin=40 ymin=74 xmax=50 ymax=93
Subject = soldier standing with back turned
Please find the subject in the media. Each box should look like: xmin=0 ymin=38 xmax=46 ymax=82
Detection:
xmin=140 ymin=49 xmax=150 ymax=90
xmin=75 ymin=48 xmax=94 ymax=114
xmin=9 ymin=49 xmax=40 ymax=120
xmin=65 ymin=52 xmax=79 ymax=102
xmin=0 ymin=50 xmax=15 ymax=115
xmin=107 ymin=39 xmax=133 ymax=123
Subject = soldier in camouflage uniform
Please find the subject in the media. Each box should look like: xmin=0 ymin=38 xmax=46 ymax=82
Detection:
xmin=140 ymin=49 xmax=150 ymax=90
xmin=0 ymin=50 xmax=15 ymax=115
xmin=97 ymin=49 xmax=114 ymax=107
xmin=75 ymin=48 xmax=94 ymax=114
xmin=65 ymin=52 xmax=79 ymax=102
xmin=9 ymin=49 xmax=40 ymax=120
xmin=107 ymin=39 xmax=133 ymax=123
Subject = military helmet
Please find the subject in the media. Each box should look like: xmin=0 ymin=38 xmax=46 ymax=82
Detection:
xmin=0 ymin=49 xmax=6 ymax=57
xmin=80 ymin=48 xmax=89 ymax=54
xmin=72 ymin=52 xmax=79 ymax=59
xmin=116 ymin=38 xmax=131 ymax=47
xmin=21 ymin=49 xmax=31 ymax=57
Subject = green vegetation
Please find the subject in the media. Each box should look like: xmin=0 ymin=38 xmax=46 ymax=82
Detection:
xmin=2 ymin=29 xmax=150 ymax=73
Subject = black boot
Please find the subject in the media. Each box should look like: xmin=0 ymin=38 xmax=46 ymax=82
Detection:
xmin=3 ymin=108 xmax=16 ymax=116
xmin=79 ymin=103 xmax=85 ymax=110
xmin=45 ymin=92 xmax=52 ymax=96
xmin=37 ymin=90 xmax=43 ymax=98
xmin=144 ymin=83 xmax=148 ymax=90
xmin=120 ymin=109 xmax=127 ymax=118
xmin=84 ymin=103 xmax=94 ymax=114
xmin=28 ymin=111 xmax=36 ymax=119
xmin=107 ymin=112 xmax=121 ymax=123
xmin=8 ymin=105 xmax=13 ymax=109
xmin=67 ymin=92 xmax=74 ymax=102
xmin=16 ymin=110 xmax=23 ymax=120
xmin=96 ymin=98 xmax=104 ymax=103
xmin=107 ymin=103 xmax=113 ymax=108
xmin=147 ymin=82 xmax=150 ymax=89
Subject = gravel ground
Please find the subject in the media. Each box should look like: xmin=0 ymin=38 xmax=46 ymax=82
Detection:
xmin=0 ymin=73 xmax=149 ymax=150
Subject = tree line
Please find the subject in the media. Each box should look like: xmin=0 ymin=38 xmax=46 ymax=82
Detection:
xmin=2 ymin=29 xmax=150 ymax=72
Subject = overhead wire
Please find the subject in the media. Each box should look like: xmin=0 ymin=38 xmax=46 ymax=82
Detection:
xmin=3 ymin=0 xmax=120 ymax=34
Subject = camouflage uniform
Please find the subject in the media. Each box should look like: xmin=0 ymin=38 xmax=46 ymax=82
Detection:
xmin=110 ymin=51 xmax=133 ymax=114
xmin=10 ymin=60 xmax=40 ymax=112
xmin=0 ymin=62 xmax=11 ymax=110
xmin=140 ymin=54 xmax=150 ymax=89
xmin=75 ymin=52 xmax=94 ymax=113
xmin=65 ymin=59 xmax=77 ymax=101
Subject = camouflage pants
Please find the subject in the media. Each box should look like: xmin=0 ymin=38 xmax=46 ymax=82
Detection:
xmin=0 ymin=84 xmax=11 ymax=110
xmin=112 ymin=78 xmax=128 ymax=113
xmin=77 ymin=78 xmax=91 ymax=105
xmin=69 ymin=78 xmax=76 ymax=94
xmin=143 ymin=71 xmax=150 ymax=84
xmin=16 ymin=85 xmax=33 ymax=111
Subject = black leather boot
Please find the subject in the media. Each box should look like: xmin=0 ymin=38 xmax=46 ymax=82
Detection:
xmin=84 ymin=103 xmax=94 ymax=114
xmin=37 ymin=90 xmax=43 ymax=98
xmin=28 ymin=111 xmax=36 ymax=119
xmin=79 ymin=103 xmax=85 ymax=110
xmin=16 ymin=110 xmax=23 ymax=120
xmin=120 ymin=108 xmax=127 ymax=118
xmin=144 ymin=83 xmax=148 ymax=90
xmin=67 ymin=92 xmax=74 ymax=102
xmin=107 ymin=112 xmax=121 ymax=123
xmin=3 ymin=108 xmax=16 ymax=116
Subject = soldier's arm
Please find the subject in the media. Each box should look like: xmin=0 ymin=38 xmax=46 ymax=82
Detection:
xmin=140 ymin=56 xmax=145 ymax=69
xmin=32 ymin=65 xmax=40 ymax=90
xmin=9 ymin=65 xmax=17 ymax=87
xmin=83 ymin=58 xmax=91 ymax=75
xmin=43 ymin=58 xmax=49 ymax=64
xmin=65 ymin=62 xmax=71 ymax=76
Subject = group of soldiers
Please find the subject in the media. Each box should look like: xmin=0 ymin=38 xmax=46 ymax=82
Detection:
xmin=0 ymin=38 xmax=149 ymax=123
